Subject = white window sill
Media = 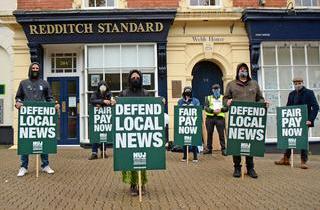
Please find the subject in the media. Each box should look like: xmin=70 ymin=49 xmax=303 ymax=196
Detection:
xmin=188 ymin=5 xmax=222 ymax=9
xmin=82 ymin=6 xmax=116 ymax=10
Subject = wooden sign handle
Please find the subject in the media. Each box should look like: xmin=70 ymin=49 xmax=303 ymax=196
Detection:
xmin=36 ymin=154 xmax=39 ymax=178
xmin=138 ymin=170 xmax=142 ymax=202
xmin=291 ymin=149 xmax=294 ymax=168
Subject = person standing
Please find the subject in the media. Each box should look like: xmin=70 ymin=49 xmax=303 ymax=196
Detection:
xmin=223 ymin=63 xmax=267 ymax=179
xmin=119 ymin=69 xmax=149 ymax=196
xmin=89 ymin=80 xmax=115 ymax=160
xmin=275 ymin=77 xmax=319 ymax=169
xmin=15 ymin=62 xmax=59 ymax=177
xmin=177 ymin=86 xmax=201 ymax=162
xmin=203 ymin=84 xmax=228 ymax=156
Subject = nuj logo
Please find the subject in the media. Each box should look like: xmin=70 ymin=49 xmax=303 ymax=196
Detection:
xmin=133 ymin=152 xmax=146 ymax=159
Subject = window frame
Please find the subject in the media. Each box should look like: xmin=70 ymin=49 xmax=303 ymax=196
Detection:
xmin=82 ymin=0 xmax=117 ymax=9
xmin=294 ymin=0 xmax=320 ymax=7
xmin=259 ymin=41 xmax=320 ymax=143
xmin=188 ymin=0 xmax=222 ymax=9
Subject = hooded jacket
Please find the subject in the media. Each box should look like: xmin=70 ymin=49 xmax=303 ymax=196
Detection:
xmin=287 ymin=86 xmax=319 ymax=127
xmin=90 ymin=80 xmax=112 ymax=106
xmin=177 ymin=86 xmax=200 ymax=106
xmin=119 ymin=69 xmax=149 ymax=97
xmin=223 ymin=63 xmax=264 ymax=104
xmin=15 ymin=62 xmax=53 ymax=102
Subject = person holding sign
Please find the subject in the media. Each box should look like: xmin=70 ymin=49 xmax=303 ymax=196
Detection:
xmin=177 ymin=86 xmax=200 ymax=162
xmin=15 ymin=62 xmax=59 ymax=177
xmin=203 ymin=84 xmax=228 ymax=156
xmin=223 ymin=63 xmax=266 ymax=179
xmin=119 ymin=69 xmax=149 ymax=196
xmin=275 ymin=77 xmax=319 ymax=169
xmin=89 ymin=80 xmax=116 ymax=160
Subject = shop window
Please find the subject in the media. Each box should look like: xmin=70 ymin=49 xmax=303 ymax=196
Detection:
xmin=86 ymin=0 xmax=115 ymax=8
xmin=259 ymin=42 xmax=320 ymax=140
xmin=51 ymin=53 xmax=77 ymax=73
xmin=295 ymin=0 xmax=319 ymax=6
xmin=190 ymin=0 xmax=220 ymax=6
xmin=85 ymin=44 xmax=157 ymax=96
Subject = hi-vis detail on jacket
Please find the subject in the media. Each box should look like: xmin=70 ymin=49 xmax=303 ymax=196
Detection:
xmin=206 ymin=95 xmax=225 ymax=118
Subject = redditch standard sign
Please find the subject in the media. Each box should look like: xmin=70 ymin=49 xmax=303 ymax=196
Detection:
xmin=113 ymin=97 xmax=165 ymax=171
xmin=18 ymin=101 xmax=58 ymax=155
xmin=227 ymin=101 xmax=267 ymax=157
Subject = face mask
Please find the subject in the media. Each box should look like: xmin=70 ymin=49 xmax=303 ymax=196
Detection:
xmin=131 ymin=78 xmax=141 ymax=88
xmin=212 ymin=89 xmax=220 ymax=98
xmin=99 ymin=85 xmax=107 ymax=93
xmin=184 ymin=92 xmax=191 ymax=98
xmin=31 ymin=71 xmax=39 ymax=79
xmin=239 ymin=71 xmax=248 ymax=78
xmin=294 ymin=84 xmax=303 ymax=91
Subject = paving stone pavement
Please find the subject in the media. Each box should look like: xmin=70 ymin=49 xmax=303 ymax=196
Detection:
xmin=1 ymin=147 xmax=320 ymax=210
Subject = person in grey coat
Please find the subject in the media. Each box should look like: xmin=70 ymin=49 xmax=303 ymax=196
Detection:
xmin=15 ymin=62 xmax=59 ymax=177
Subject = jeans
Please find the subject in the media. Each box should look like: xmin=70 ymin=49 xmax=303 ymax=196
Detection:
xmin=92 ymin=143 xmax=107 ymax=154
xmin=206 ymin=116 xmax=226 ymax=151
xmin=183 ymin=146 xmax=198 ymax=159
xmin=20 ymin=154 xmax=49 ymax=169
xmin=285 ymin=149 xmax=308 ymax=162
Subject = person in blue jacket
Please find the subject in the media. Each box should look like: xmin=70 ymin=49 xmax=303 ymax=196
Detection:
xmin=177 ymin=86 xmax=200 ymax=162
xmin=275 ymin=77 xmax=319 ymax=169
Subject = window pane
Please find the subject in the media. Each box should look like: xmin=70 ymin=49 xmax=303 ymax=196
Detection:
xmin=105 ymin=45 xmax=120 ymax=67
xmin=311 ymin=90 xmax=320 ymax=137
xmin=89 ymin=0 xmax=95 ymax=7
xmin=263 ymin=47 xmax=276 ymax=65
xmin=293 ymin=66 xmax=307 ymax=81
xmin=56 ymin=57 xmax=73 ymax=68
xmin=308 ymin=67 xmax=320 ymax=89
xmin=292 ymin=46 xmax=305 ymax=65
xmin=96 ymin=0 xmax=106 ymax=7
xmin=121 ymin=45 xmax=137 ymax=67
xmin=107 ymin=0 xmax=114 ymax=7
xmin=264 ymin=91 xmax=278 ymax=114
xmin=264 ymin=67 xmax=277 ymax=89
xmin=88 ymin=46 xmax=103 ymax=68
xmin=142 ymin=73 xmax=155 ymax=90
xmin=280 ymin=90 xmax=291 ymax=106
xmin=105 ymin=73 xmax=120 ymax=91
xmin=122 ymin=73 xmax=130 ymax=90
xmin=88 ymin=74 xmax=103 ymax=91
xmin=307 ymin=46 xmax=319 ymax=65
xmin=266 ymin=115 xmax=276 ymax=138
xmin=190 ymin=0 xmax=198 ymax=5
xmin=279 ymin=67 xmax=292 ymax=89
xmin=278 ymin=46 xmax=290 ymax=65
xmin=138 ymin=45 xmax=154 ymax=67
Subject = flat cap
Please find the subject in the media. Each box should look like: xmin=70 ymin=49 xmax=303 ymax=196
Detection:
xmin=292 ymin=77 xmax=304 ymax=82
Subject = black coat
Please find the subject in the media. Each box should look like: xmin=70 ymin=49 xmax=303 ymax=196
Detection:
xmin=287 ymin=87 xmax=319 ymax=127
xmin=90 ymin=80 xmax=112 ymax=106
xmin=119 ymin=69 xmax=149 ymax=97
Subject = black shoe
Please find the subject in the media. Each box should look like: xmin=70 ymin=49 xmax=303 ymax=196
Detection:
xmin=233 ymin=167 xmax=241 ymax=178
xmin=88 ymin=154 xmax=98 ymax=160
xmin=221 ymin=149 xmax=227 ymax=156
xmin=141 ymin=185 xmax=146 ymax=195
xmin=130 ymin=185 xmax=138 ymax=196
xmin=247 ymin=168 xmax=258 ymax=179
xmin=203 ymin=150 xmax=212 ymax=155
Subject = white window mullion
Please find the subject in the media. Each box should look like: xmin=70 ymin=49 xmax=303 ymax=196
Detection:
xmin=290 ymin=44 xmax=294 ymax=82
xmin=305 ymin=44 xmax=309 ymax=88
xmin=120 ymin=44 xmax=123 ymax=92
xmin=275 ymin=44 xmax=281 ymax=107
xmin=260 ymin=43 xmax=265 ymax=92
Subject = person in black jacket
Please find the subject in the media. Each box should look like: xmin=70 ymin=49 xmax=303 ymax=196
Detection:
xmin=15 ymin=62 xmax=60 ymax=177
xmin=119 ymin=69 xmax=149 ymax=196
xmin=89 ymin=80 xmax=115 ymax=160
xmin=275 ymin=77 xmax=319 ymax=169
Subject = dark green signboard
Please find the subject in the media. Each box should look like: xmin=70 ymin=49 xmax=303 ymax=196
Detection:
xmin=174 ymin=106 xmax=202 ymax=146
xmin=0 ymin=84 xmax=5 ymax=95
xmin=18 ymin=101 xmax=58 ymax=155
xmin=89 ymin=105 xmax=114 ymax=144
xmin=226 ymin=101 xmax=267 ymax=157
xmin=113 ymin=97 xmax=165 ymax=171
xmin=277 ymin=105 xmax=308 ymax=150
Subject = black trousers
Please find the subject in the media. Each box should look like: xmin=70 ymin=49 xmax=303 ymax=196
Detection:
xmin=284 ymin=149 xmax=308 ymax=162
xmin=233 ymin=156 xmax=254 ymax=169
xmin=206 ymin=116 xmax=226 ymax=151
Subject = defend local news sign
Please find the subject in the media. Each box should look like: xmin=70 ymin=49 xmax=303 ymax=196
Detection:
xmin=174 ymin=106 xmax=202 ymax=146
xmin=277 ymin=105 xmax=308 ymax=150
xmin=226 ymin=101 xmax=267 ymax=157
xmin=113 ymin=97 xmax=165 ymax=171
xmin=18 ymin=101 xmax=58 ymax=155
xmin=89 ymin=105 xmax=114 ymax=144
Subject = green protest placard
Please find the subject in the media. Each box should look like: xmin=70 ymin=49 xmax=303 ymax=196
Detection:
xmin=18 ymin=101 xmax=58 ymax=155
xmin=277 ymin=105 xmax=308 ymax=150
xmin=226 ymin=101 xmax=267 ymax=157
xmin=174 ymin=106 xmax=202 ymax=146
xmin=89 ymin=106 xmax=114 ymax=144
xmin=113 ymin=97 xmax=165 ymax=171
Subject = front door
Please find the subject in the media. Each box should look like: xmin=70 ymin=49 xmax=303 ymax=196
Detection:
xmin=48 ymin=77 xmax=79 ymax=145
xmin=192 ymin=61 xmax=223 ymax=106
